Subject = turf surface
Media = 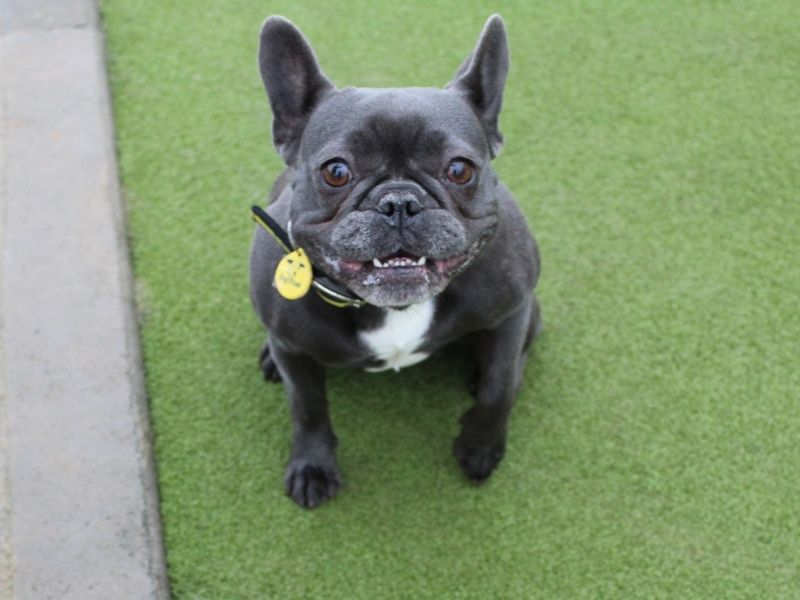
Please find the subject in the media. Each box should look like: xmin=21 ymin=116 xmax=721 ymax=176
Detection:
xmin=102 ymin=1 xmax=800 ymax=597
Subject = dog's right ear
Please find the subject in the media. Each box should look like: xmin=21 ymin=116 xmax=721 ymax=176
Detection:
xmin=446 ymin=15 xmax=509 ymax=158
xmin=258 ymin=16 xmax=334 ymax=164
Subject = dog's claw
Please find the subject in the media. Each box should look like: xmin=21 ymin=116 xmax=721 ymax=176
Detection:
xmin=453 ymin=435 xmax=505 ymax=483
xmin=285 ymin=459 xmax=341 ymax=509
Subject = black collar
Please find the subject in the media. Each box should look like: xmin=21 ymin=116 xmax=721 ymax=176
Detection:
xmin=251 ymin=205 xmax=367 ymax=308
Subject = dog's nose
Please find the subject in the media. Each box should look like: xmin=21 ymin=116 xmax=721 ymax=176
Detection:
xmin=377 ymin=190 xmax=423 ymax=219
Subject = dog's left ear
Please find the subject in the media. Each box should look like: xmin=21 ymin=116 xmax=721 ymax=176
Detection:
xmin=258 ymin=16 xmax=334 ymax=164
xmin=447 ymin=15 xmax=509 ymax=158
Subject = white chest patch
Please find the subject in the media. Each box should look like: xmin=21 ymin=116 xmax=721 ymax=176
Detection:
xmin=360 ymin=300 xmax=435 ymax=372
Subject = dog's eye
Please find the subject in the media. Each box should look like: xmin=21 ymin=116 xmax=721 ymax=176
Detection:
xmin=446 ymin=159 xmax=474 ymax=185
xmin=321 ymin=160 xmax=351 ymax=187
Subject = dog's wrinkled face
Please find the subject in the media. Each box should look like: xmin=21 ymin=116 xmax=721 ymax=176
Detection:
xmin=291 ymin=89 xmax=499 ymax=306
xmin=259 ymin=16 xmax=509 ymax=307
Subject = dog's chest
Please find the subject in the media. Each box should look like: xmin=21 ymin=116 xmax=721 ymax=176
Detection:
xmin=359 ymin=300 xmax=435 ymax=372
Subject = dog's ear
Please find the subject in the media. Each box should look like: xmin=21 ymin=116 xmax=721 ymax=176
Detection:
xmin=258 ymin=16 xmax=334 ymax=164
xmin=446 ymin=15 xmax=509 ymax=158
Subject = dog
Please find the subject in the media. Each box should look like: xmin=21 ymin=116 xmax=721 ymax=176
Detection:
xmin=250 ymin=14 xmax=541 ymax=508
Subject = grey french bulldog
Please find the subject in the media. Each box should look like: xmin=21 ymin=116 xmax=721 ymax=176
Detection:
xmin=250 ymin=14 xmax=541 ymax=508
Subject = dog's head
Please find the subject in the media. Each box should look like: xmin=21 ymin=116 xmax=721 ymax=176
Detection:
xmin=258 ymin=15 xmax=509 ymax=307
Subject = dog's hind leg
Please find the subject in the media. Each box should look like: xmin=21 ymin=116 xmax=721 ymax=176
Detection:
xmin=259 ymin=336 xmax=283 ymax=382
xmin=524 ymin=292 xmax=543 ymax=352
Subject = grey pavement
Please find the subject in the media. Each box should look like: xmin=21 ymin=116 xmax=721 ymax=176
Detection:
xmin=0 ymin=1 xmax=169 ymax=598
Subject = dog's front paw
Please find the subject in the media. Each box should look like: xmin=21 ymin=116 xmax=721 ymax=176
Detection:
xmin=453 ymin=434 xmax=505 ymax=483
xmin=284 ymin=459 xmax=341 ymax=509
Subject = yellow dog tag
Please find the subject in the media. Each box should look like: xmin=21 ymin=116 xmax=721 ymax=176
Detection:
xmin=274 ymin=248 xmax=313 ymax=300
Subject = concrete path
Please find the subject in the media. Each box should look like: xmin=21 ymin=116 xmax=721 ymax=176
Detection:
xmin=0 ymin=1 xmax=169 ymax=598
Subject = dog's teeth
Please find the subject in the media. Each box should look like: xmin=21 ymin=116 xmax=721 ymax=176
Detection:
xmin=372 ymin=256 xmax=427 ymax=268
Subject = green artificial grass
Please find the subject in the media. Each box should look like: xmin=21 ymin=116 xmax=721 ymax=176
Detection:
xmin=102 ymin=1 xmax=800 ymax=597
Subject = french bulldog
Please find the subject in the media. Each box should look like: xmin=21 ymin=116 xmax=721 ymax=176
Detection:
xmin=250 ymin=14 xmax=541 ymax=509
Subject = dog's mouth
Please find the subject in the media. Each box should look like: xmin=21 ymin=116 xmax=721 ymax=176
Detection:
xmin=316 ymin=236 xmax=491 ymax=307
xmin=338 ymin=250 xmax=467 ymax=276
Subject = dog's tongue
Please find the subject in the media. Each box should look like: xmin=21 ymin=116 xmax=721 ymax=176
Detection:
xmin=340 ymin=260 xmax=365 ymax=272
